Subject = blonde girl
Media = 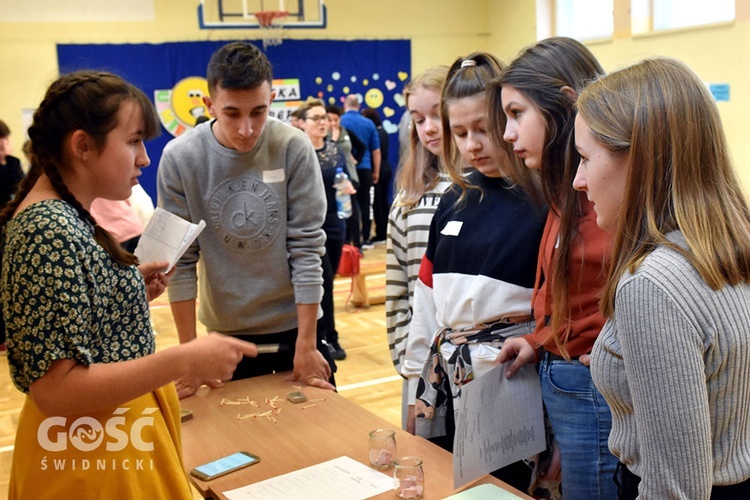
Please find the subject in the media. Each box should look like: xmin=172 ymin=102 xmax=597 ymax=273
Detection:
xmin=574 ymin=57 xmax=750 ymax=499
xmin=386 ymin=66 xmax=451 ymax=429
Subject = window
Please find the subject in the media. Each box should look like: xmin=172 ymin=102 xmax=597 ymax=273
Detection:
xmin=552 ymin=0 xmax=614 ymax=41
xmin=632 ymin=0 xmax=734 ymax=34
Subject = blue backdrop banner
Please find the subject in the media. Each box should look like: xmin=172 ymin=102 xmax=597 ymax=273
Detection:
xmin=57 ymin=39 xmax=411 ymax=200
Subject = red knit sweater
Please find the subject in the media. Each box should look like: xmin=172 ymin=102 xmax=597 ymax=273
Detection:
xmin=523 ymin=198 xmax=613 ymax=358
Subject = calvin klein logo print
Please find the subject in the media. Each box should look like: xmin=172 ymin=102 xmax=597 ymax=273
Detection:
xmin=232 ymin=200 xmax=260 ymax=228
xmin=210 ymin=177 xmax=282 ymax=251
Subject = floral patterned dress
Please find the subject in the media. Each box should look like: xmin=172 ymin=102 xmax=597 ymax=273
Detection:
xmin=1 ymin=200 xmax=192 ymax=499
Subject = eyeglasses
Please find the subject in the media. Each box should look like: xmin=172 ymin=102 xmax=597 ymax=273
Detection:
xmin=306 ymin=115 xmax=329 ymax=123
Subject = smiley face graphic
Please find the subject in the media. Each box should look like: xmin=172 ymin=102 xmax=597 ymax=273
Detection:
xmin=171 ymin=76 xmax=210 ymax=126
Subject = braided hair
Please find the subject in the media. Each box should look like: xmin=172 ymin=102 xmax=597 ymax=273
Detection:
xmin=0 ymin=70 xmax=160 ymax=266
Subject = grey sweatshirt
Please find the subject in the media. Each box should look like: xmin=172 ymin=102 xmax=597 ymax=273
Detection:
xmin=591 ymin=232 xmax=750 ymax=498
xmin=157 ymin=117 xmax=326 ymax=335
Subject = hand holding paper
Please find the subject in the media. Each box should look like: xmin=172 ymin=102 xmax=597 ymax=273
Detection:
xmin=134 ymin=207 xmax=206 ymax=272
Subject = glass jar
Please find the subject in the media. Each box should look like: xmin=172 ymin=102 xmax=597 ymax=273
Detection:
xmin=368 ymin=429 xmax=397 ymax=469
xmin=393 ymin=456 xmax=424 ymax=499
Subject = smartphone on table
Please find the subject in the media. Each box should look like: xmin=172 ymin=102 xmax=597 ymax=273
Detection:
xmin=189 ymin=451 xmax=261 ymax=481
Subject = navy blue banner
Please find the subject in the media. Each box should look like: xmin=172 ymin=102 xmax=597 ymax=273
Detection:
xmin=58 ymin=39 xmax=411 ymax=200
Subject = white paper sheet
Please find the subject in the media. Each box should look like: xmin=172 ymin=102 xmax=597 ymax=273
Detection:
xmin=133 ymin=207 xmax=205 ymax=272
xmin=453 ymin=363 xmax=545 ymax=489
xmin=222 ymin=456 xmax=393 ymax=500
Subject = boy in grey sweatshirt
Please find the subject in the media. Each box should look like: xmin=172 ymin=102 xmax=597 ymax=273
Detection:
xmin=157 ymin=41 xmax=335 ymax=396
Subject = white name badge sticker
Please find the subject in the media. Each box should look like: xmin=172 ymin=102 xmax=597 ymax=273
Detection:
xmin=263 ymin=169 xmax=285 ymax=183
xmin=441 ymin=220 xmax=463 ymax=236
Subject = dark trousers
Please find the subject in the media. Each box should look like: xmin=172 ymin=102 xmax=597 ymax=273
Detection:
xmin=345 ymin=200 xmax=362 ymax=249
xmin=231 ymin=328 xmax=336 ymax=386
xmin=322 ymin=237 xmax=344 ymax=345
xmin=355 ymin=168 xmax=373 ymax=243
xmin=614 ymin=462 xmax=750 ymax=499
xmin=372 ymin=169 xmax=392 ymax=241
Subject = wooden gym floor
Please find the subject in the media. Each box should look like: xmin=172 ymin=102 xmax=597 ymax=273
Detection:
xmin=0 ymin=244 xmax=398 ymax=497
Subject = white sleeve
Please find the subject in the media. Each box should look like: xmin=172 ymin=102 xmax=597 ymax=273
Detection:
xmin=402 ymin=274 xmax=440 ymax=405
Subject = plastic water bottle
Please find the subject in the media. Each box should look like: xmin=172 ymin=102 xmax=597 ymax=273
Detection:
xmin=334 ymin=167 xmax=353 ymax=219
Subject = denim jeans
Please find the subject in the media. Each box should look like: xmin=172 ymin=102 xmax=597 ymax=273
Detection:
xmin=539 ymin=354 xmax=618 ymax=500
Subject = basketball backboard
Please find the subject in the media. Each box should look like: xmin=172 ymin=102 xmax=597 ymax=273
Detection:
xmin=198 ymin=0 xmax=326 ymax=30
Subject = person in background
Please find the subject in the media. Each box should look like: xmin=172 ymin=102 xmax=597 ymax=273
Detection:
xmin=327 ymin=104 xmax=364 ymax=252
xmin=493 ymin=37 xmax=617 ymax=499
xmin=21 ymin=139 xmax=32 ymax=173
xmin=326 ymin=104 xmax=363 ymax=186
xmin=90 ymin=197 xmax=146 ymax=253
xmin=0 ymin=69 xmax=257 ymax=499
xmin=299 ymin=99 xmax=355 ymax=361
xmin=157 ymin=41 xmax=336 ymax=394
xmin=362 ymin=108 xmax=393 ymax=245
xmin=574 ymin=57 xmax=750 ymax=499
xmin=0 ymin=119 xmax=24 ymax=208
xmin=90 ymin=176 xmax=154 ymax=254
xmin=403 ymin=53 xmax=547 ymax=493
xmin=289 ymin=107 xmax=305 ymax=130
xmin=0 ymin=119 xmax=25 ymax=354
xmin=397 ymin=107 xmax=412 ymax=164
xmin=341 ymin=94 xmax=381 ymax=248
xmin=128 ymin=183 xmax=156 ymax=228
xmin=386 ymin=66 xmax=450 ymax=429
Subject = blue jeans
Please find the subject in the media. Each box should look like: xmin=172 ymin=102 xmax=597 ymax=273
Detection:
xmin=540 ymin=354 xmax=618 ymax=500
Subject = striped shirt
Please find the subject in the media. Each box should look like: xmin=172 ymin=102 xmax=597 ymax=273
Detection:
xmin=386 ymin=177 xmax=451 ymax=375
xmin=591 ymin=232 xmax=750 ymax=498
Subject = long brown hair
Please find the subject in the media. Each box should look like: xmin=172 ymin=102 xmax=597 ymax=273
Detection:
xmin=577 ymin=58 xmax=750 ymax=317
xmin=395 ymin=66 xmax=449 ymax=209
xmin=493 ymin=37 xmax=605 ymax=355
xmin=0 ymin=70 xmax=160 ymax=266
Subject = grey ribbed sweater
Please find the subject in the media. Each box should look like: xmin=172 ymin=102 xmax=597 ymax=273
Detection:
xmin=591 ymin=232 xmax=750 ymax=499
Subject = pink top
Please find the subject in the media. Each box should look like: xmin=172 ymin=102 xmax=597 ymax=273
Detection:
xmin=89 ymin=198 xmax=144 ymax=243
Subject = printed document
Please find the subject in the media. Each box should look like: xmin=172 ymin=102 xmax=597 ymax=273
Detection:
xmin=222 ymin=456 xmax=392 ymax=500
xmin=453 ymin=363 xmax=545 ymax=489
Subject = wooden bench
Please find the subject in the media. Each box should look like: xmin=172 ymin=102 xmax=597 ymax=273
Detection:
xmin=334 ymin=255 xmax=385 ymax=309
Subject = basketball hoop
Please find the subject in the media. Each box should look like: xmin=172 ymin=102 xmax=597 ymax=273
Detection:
xmin=255 ymin=10 xmax=289 ymax=49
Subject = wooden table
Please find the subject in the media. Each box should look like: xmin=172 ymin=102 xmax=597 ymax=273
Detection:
xmin=180 ymin=373 xmax=531 ymax=499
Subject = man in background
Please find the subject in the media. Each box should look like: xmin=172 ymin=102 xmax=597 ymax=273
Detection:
xmin=340 ymin=95 xmax=380 ymax=247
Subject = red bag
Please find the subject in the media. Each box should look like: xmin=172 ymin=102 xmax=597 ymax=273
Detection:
xmin=336 ymin=244 xmax=361 ymax=277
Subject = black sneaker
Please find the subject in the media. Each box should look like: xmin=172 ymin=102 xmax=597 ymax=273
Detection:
xmin=330 ymin=342 xmax=347 ymax=360
xmin=362 ymin=240 xmax=374 ymax=249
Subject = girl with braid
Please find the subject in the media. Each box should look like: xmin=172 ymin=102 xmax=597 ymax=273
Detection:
xmin=0 ymin=70 xmax=257 ymax=499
